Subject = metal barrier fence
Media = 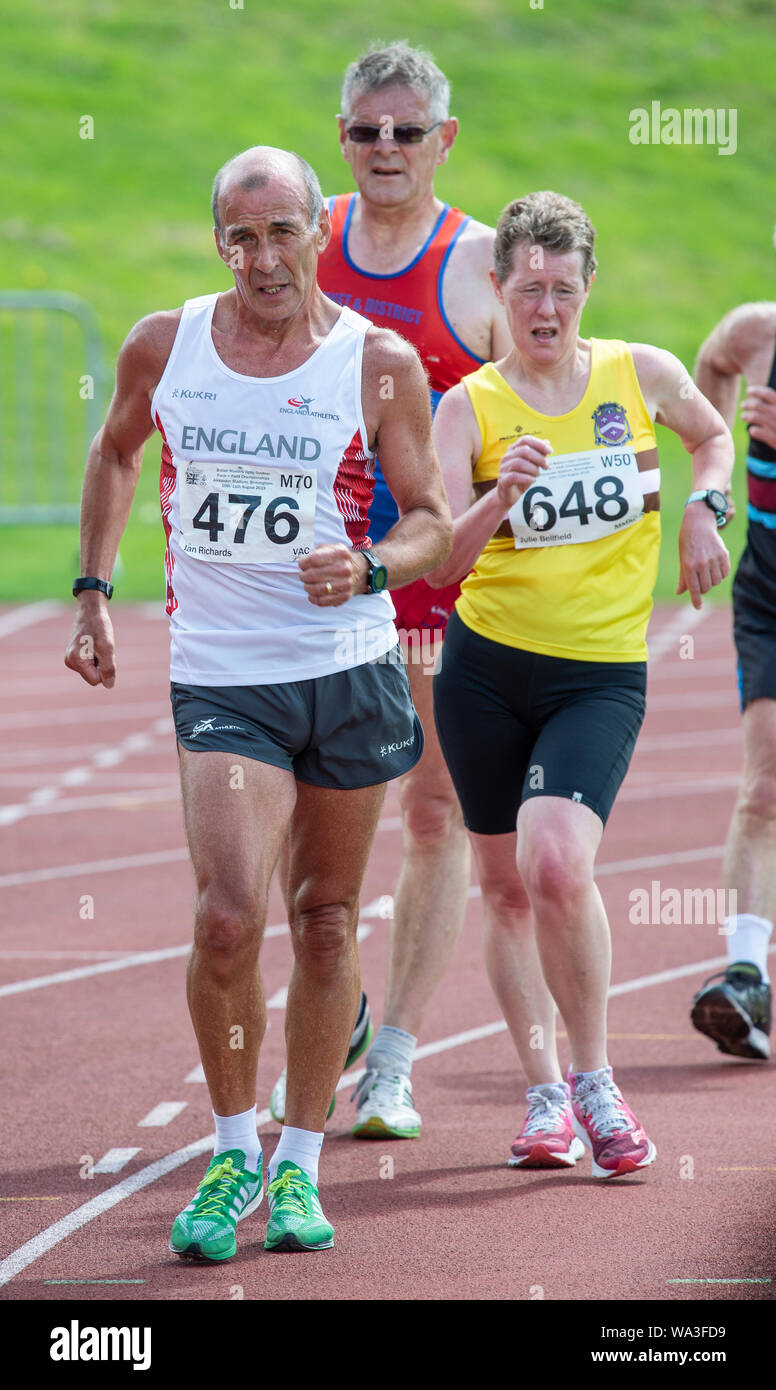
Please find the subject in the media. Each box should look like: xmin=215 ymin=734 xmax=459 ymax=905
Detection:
xmin=0 ymin=291 xmax=108 ymax=523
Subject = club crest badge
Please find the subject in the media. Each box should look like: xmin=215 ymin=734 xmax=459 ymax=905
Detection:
xmin=592 ymin=402 xmax=633 ymax=447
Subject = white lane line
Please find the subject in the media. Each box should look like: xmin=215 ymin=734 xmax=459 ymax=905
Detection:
xmin=0 ymin=772 xmax=179 ymax=790
xmin=4 ymin=761 xmax=730 ymax=829
xmin=0 ymin=946 xmax=192 ymax=997
xmin=0 ymin=791 xmax=728 ymax=889
xmin=184 ymin=1064 xmax=205 ymax=1084
xmin=0 ymin=786 xmax=181 ymax=824
xmin=376 ymin=816 xmax=401 ymax=832
xmin=0 ymin=602 xmax=62 ymax=638
xmin=620 ymin=774 xmax=739 ymax=802
xmin=648 ymin=657 xmax=736 ymax=682
xmin=0 ymin=716 xmax=178 ymax=826
xmin=0 ymin=701 xmax=167 ymax=730
xmin=647 ymin=605 xmax=708 ymax=667
xmin=93 ymin=1148 xmax=142 ymax=1174
xmin=0 ymin=1132 xmax=220 ymax=1287
xmin=644 ymin=690 xmax=738 ymax=712
xmin=0 ymin=922 xmax=289 ymax=998
xmin=0 ymin=951 xmax=137 ymax=960
xmin=138 ymin=1102 xmax=187 ymax=1128
xmin=3 ymin=936 xmax=766 ymax=1289
xmin=0 ymin=839 xmax=728 ymax=995
xmin=0 ymin=848 xmax=191 ymax=889
xmin=0 ymin=738 xmax=171 ymax=769
xmin=637 ymin=728 xmax=740 ymax=752
xmin=362 ymin=894 xmax=393 ymax=918
xmin=596 ymin=845 xmax=724 ymax=878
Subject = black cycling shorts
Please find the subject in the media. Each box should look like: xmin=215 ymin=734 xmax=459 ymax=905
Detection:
xmin=171 ymin=645 xmax=423 ymax=790
xmin=733 ymin=521 xmax=776 ymax=711
xmin=433 ymin=611 xmax=646 ymax=835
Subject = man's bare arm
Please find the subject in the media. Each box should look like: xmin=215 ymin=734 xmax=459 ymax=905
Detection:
xmin=298 ymin=329 xmax=453 ymax=603
xmin=632 ymin=343 xmax=733 ymax=608
xmin=446 ymin=221 xmax=512 ymax=362
xmin=693 ymin=304 xmax=769 ymax=429
xmin=64 ymin=311 xmax=179 ymax=685
xmin=363 ymin=330 xmax=453 ymax=586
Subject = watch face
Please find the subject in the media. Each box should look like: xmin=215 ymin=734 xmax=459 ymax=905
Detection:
xmin=707 ymin=490 xmax=728 ymax=513
xmin=372 ymin=565 xmax=388 ymax=592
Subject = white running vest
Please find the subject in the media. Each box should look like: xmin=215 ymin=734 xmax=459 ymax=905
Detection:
xmin=150 ymin=294 xmax=396 ymax=685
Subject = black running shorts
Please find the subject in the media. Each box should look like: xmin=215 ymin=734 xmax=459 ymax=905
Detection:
xmin=433 ymin=611 xmax=646 ymax=835
xmin=733 ymin=522 xmax=776 ymax=710
xmin=171 ymin=645 xmax=423 ymax=790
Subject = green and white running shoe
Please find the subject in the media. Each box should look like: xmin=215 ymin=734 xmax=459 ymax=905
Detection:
xmin=264 ymin=1162 xmax=334 ymax=1252
xmin=269 ymin=992 xmax=373 ymax=1123
xmin=351 ymin=1070 xmax=421 ymax=1139
xmin=169 ymin=1149 xmax=263 ymax=1262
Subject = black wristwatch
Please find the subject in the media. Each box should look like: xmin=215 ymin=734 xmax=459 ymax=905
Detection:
xmin=73 ymin=577 xmax=114 ymax=599
xmin=684 ymin=489 xmax=729 ymax=529
xmin=362 ymin=550 xmax=388 ymax=593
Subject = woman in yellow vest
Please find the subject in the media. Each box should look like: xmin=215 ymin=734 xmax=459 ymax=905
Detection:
xmin=429 ymin=191 xmax=733 ymax=1177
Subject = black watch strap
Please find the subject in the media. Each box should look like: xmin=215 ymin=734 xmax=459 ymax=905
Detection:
xmin=73 ymin=577 xmax=114 ymax=600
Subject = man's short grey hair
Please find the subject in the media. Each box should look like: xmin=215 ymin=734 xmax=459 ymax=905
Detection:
xmin=211 ymin=149 xmax=324 ymax=233
xmin=341 ymin=41 xmax=450 ymax=123
xmin=493 ymin=190 xmax=598 ymax=285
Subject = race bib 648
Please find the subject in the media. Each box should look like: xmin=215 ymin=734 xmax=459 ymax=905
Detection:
xmin=508 ymin=447 xmax=645 ymax=549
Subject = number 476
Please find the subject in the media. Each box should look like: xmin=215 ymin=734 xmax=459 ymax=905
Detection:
xmin=192 ymin=492 xmax=301 ymax=544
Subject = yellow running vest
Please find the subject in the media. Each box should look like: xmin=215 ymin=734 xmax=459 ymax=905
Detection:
xmin=457 ymin=339 xmax=660 ymax=661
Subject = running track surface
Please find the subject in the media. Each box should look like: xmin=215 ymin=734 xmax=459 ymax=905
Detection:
xmin=0 ymin=600 xmax=774 ymax=1304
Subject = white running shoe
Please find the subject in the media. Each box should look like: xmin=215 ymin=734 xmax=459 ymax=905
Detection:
xmin=350 ymin=1069 xmax=421 ymax=1139
xmin=269 ymin=994 xmax=373 ymax=1124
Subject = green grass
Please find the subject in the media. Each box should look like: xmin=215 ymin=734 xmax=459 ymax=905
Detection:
xmin=1 ymin=0 xmax=773 ymax=600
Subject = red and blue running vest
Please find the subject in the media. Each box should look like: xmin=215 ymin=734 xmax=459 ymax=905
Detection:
xmin=319 ymin=193 xmax=485 ymax=540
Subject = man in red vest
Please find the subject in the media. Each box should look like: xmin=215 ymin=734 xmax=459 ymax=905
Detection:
xmin=269 ymin=42 xmax=511 ymax=1138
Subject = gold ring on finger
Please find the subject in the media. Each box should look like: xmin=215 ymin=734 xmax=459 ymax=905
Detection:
xmin=325 ymin=581 xmax=333 ymax=594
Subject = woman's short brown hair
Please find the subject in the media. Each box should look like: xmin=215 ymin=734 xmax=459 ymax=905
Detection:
xmin=493 ymin=190 xmax=597 ymax=286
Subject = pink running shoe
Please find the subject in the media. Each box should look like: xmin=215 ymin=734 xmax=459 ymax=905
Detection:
xmin=568 ymin=1066 xmax=657 ymax=1179
xmin=508 ymin=1082 xmax=586 ymax=1168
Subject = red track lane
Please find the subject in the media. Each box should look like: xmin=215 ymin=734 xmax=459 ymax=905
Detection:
xmin=1 ymin=602 xmax=774 ymax=1303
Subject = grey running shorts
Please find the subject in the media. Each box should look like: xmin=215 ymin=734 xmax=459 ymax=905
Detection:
xmin=170 ymin=645 xmax=424 ymax=789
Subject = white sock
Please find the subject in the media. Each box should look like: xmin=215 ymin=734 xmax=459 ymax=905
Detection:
xmin=366 ymin=1024 xmax=416 ymax=1078
xmin=724 ymin=913 xmax=772 ymax=982
xmin=527 ymin=1081 xmax=569 ymax=1098
xmin=213 ymin=1105 xmax=261 ymax=1175
xmin=569 ymin=1065 xmax=611 ymax=1082
xmin=269 ymin=1126 xmax=323 ymax=1186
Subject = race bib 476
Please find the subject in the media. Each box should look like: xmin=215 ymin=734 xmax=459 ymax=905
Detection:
xmin=178 ymin=458 xmax=317 ymax=563
xmin=508 ymin=447 xmax=651 ymax=549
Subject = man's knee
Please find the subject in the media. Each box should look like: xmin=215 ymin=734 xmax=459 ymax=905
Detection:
xmin=194 ymin=889 xmax=262 ymax=971
xmin=290 ymin=900 xmax=357 ymax=977
xmin=737 ymin=769 xmax=776 ymax=824
xmin=399 ymin=773 xmax=464 ymax=849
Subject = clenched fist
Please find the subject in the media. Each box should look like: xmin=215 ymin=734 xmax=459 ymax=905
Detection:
xmin=496 ymin=436 xmax=553 ymax=511
xmin=298 ymin=544 xmax=368 ymax=606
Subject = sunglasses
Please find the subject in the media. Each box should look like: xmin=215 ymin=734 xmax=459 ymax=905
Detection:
xmin=345 ymin=121 xmax=444 ymax=145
